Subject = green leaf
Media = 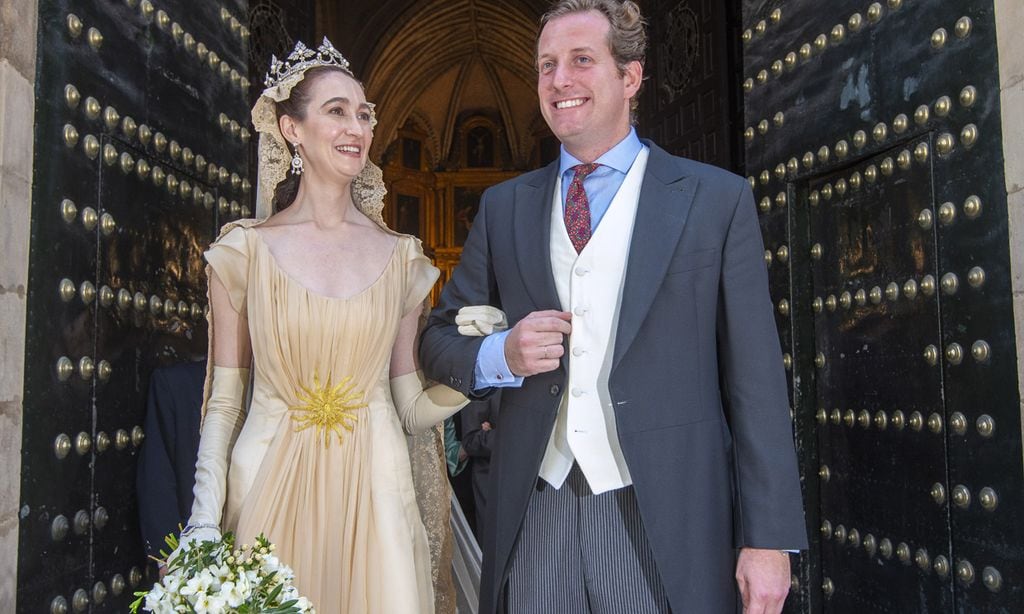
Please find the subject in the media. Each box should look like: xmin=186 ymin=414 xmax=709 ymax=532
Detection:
xmin=266 ymin=581 xmax=284 ymax=602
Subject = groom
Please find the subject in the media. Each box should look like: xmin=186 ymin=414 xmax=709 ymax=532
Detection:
xmin=420 ymin=1 xmax=807 ymax=612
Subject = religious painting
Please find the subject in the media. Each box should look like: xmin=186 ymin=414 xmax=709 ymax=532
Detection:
xmin=395 ymin=194 xmax=421 ymax=237
xmin=453 ymin=187 xmax=483 ymax=247
xmin=466 ymin=126 xmax=495 ymax=168
xmin=402 ymin=137 xmax=422 ymax=170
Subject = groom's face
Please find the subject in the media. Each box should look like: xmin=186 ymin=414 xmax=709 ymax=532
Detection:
xmin=536 ymin=10 xmax=641 ymax=161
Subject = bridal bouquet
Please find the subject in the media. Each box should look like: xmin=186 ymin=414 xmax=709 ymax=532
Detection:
xmin=130 ymin=532 xmax=314 ymax=614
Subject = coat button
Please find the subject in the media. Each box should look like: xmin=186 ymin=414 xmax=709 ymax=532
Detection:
xmin=573 ymin=306 xmax=587 ymax=316
xmin=572 ymin=347 xmax=585 ymax=357
xmin=549 ymin=384 xmax=561 ymax=396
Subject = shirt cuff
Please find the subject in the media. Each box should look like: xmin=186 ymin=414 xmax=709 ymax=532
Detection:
xmin=473 ymin=331 xmax=524 ymax=390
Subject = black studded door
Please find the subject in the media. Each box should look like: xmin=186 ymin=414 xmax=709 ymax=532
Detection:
xmin=20 ymin=1 xmax=252 ymax=612
xmin=637 ymin=0 xmax=743 ymax=171
xmin=742 ymin=0 xmax=1023 ymax=612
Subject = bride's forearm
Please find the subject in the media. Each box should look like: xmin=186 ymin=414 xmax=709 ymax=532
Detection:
xmin=390 ymin=370 xmax=469 ymax=435
xmin=187 ymin=366 xmax=249 ymax=529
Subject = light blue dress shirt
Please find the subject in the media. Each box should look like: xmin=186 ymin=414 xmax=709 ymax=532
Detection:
xmin=473 ymin=129 xmax=645 ymax=390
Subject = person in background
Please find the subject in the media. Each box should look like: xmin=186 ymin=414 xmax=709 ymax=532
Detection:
xmin=443 ymin=416 xmax=469 ymax=478
xmin=459 ymin=394 xmax=499 ymax=536
xmin=136 ymin=359 xmax=206 ymax=561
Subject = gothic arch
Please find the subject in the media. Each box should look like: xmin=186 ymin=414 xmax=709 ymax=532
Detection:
xmin=361 ymin=0 xmax=539 ymax=162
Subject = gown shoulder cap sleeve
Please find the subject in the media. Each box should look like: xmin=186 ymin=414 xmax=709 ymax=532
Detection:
xmin=402 ymin=236 xmax=440 ymax=316
xmin=204 ymin=223 xmax=253 ymax=314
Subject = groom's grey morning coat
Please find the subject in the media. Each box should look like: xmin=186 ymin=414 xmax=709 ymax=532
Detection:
xmin=420 ymin=141 xmax=808 ymax=613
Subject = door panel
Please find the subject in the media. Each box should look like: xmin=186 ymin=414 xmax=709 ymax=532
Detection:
xmin=20 ymin=1 xmax=251 ymax=611
xmin=741 ymin=0 xmax=1023 ymax=611
xmin=808 ymin=136 xmax=952 ymax=612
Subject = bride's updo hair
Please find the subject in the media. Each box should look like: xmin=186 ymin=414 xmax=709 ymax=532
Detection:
xmin=271 ymin=65 xmax=357 ymax=211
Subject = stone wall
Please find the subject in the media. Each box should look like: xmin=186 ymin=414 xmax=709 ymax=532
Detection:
xmin=0 ymin=0 xmax=37 ymax=610
xmin=994 ymin=0 xmax=1024 ymax=458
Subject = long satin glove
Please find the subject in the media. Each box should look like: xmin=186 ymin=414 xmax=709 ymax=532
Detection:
xmin=170 ymin=366 xmax=249 ymax=564
xmin=455 ymin=305 xmax=508 ymax=337
xmin=391 ymin=370 xmax=470 ymax=435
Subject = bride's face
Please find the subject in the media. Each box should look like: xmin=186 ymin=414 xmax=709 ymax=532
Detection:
xmin=287 ymin=71 xmax=374 ymax=183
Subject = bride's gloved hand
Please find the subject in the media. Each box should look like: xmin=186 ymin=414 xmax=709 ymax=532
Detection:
xmin=455 ymin=305 xmax=508 ymax=336
xmin=167 ymin=524 xmax=222 ymax=569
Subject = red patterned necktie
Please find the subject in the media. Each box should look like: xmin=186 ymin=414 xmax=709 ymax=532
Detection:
xmin=564 ymin=163 xmax=599 ymax=253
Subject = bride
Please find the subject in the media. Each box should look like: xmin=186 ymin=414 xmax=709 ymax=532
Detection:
xmin=178 ymin=38 xmax=480 ymax=613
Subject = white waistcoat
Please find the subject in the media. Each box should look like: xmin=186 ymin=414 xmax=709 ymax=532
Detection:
xmin=538 ymin=147 xmax=649 ymax=495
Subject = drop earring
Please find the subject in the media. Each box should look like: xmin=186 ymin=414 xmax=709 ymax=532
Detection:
xmin=290 ymin=143 xmax=304 ymax=175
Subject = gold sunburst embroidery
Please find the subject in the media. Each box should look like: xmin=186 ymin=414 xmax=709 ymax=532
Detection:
xmin=290 ymin=372 xmax=366 ymax=447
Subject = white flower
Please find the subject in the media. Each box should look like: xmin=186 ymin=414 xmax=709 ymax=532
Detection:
xmin=296 ymin=596 xmax=313 ymax=612
xmin=145 ymin=582 xmax=165 ymax=602
xmin=216 ymin=562 xmax=231 ymax=576
xmin=193 ymin=592 xmax=227 ymax=614
xmin=180 ymin=569 xmax=214 ymax=596
xmin=235 ymin=570 xmax=252 ymax=599
xmin=260 ymin=554 xmax=281 ymax=574
xmin=245 ymin=568 xmax=260 ymax=586
xmin=219 ymin=580 xmax=245 ymax=608
xmin=161 ymin=571 xmax=183 ymax=593
xmin=144 ymin=582 xmax=176 ymax=614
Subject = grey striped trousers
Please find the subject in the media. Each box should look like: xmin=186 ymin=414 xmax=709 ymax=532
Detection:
xmin=506 ymin=464 xmax=672 ymax=614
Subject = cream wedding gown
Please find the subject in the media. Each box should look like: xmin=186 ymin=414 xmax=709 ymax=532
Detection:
xmin=203 ymin=219 xmax=444 ymax=613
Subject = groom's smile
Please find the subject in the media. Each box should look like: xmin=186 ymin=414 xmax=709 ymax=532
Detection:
xmin=554 ymin=97 xmax=589 ymax=109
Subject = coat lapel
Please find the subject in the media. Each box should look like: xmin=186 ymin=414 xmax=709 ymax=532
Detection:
xmin=513 ymin=160 xmax=562 ymax=311
xmin=613 ymin=142 xmax=699 ymax=370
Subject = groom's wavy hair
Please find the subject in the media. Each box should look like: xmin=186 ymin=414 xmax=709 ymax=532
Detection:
xmin=538 ymin=0 xmax=647 ymax=124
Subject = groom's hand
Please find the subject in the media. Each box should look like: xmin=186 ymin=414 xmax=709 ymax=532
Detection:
xmin=736 ymin=547 xmax=791 ymax=614
xmin=504 ymin=310 xmax=572 ymax=377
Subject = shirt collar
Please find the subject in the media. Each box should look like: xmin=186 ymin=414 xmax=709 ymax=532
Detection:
xmin=558 ymin=127 xmax=643 ymax=177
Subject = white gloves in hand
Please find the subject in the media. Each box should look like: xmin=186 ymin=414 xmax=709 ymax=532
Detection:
xmin=456 ymin=305 xmax=508 ymax=336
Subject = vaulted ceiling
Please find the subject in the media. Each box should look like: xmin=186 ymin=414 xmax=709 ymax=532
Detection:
xmin=318 ymin=0 xmax=550 ymax=165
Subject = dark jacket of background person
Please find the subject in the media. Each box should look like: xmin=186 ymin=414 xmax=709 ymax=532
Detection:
xmin=136 ymin=360 xmax=206 ymax=558
xmin=460 ymin=394 xmax=499 ymax=536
